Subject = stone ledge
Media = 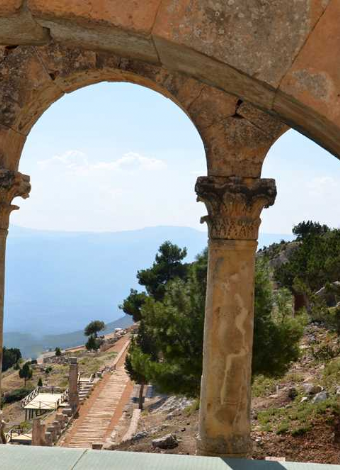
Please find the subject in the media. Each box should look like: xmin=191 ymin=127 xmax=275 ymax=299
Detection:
xmin=0 ymin=446 xmax=337 ymax=470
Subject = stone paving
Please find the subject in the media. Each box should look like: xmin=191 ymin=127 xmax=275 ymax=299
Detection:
xmin=67 ymin=367 xmax=130 ymax=448
xmin=61 ymin=336 xmax=131 ymax=449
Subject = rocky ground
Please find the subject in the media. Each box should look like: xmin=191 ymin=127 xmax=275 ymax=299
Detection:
xmin=115 ymin=323 xmax=340 ymax=464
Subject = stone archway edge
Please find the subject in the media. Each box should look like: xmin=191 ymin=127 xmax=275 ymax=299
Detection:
xmin=0 ymin=0 xmax=339 ymax=159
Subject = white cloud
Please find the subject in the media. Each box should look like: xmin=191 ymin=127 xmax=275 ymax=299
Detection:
xmin=38 ymin=150 xmax=166 ymax=175
xmin=190 ymin=169 xmax=206 ymax=176
xmin=307 ymin=176 xmax=338 ymax=196
xmin=38 ymin=150 xmax=88 ymax=170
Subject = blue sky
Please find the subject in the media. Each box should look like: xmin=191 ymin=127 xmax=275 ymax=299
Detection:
xmin=10 ymin=82 xmax=340 ymax=235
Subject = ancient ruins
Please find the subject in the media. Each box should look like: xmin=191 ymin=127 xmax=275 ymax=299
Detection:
xmin=0 ymin=0 xmax=339 ymax=464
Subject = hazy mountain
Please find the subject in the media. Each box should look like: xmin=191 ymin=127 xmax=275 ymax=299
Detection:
xmin=4 ymin=225 xmax=208 ymax=336
xmin=4 ymin=315 xmax=133 ymax=358
xmin=3 ymin=225 xmax=294 ymax=355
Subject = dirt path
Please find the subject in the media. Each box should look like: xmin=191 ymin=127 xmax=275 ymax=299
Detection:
xmin=60 ymin=336 xmax=132 ymax=448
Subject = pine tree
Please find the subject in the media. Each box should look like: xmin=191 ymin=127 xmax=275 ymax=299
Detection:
xmin=84 ymin=320 xmax=106 ymax=338
xmin=86 ymin=335 xmax=99 ymax=351
xmin=19 ymin=362 xmax=33 ymax=386
xmin=120 ymin=241 xmax=189 ymax=321
xmin=125 ymin=246 xmax=304 ymax=397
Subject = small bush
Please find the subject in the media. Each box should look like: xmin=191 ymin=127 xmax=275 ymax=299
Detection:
xmin=291 ymin=425 xmax=311 ymax=437
xmin=184 ymin=399 xmax=200 ymax=416
xmin=19 ymin=421 xmax=31 ymax=432
xmin=312 ymin=344 xmax=339 ymax=362
xmin=252 ymin=376 xmax=277 ymax=398
xmin=276 ymin=422 xmax=289 ymax=435
xmin=1 ymin=387 xmax=34 ymax=406
xmin=284 ymin=372 xmax=304 ymax=383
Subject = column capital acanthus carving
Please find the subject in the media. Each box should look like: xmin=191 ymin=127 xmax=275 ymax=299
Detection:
xmin=195 ymin=176 xmax=276 ymax=240
xmin=0 ymin=169 xmax=31 ymax=230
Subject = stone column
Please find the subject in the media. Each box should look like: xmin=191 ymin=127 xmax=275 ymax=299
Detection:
xmin=32 ymin=418 xmax=46 ymax=446
xmin=68 ymin=357 xmax=79 ymax=414
xmin=195 ymin=176 xmax=276 ymax=458
xmin=0 ymin=170 xmax=30 ymax=436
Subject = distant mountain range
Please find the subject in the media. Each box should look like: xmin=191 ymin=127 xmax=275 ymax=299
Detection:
xmin=4 ymin=315 xmax=133 ymax=359
xmin=3 ymin=225 xmax=294 ymax=357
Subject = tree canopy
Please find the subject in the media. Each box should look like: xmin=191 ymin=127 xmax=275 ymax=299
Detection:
xmin=120 ymin=241 xmax=189 ymax=322
xmin=2 ymin=347 xmax=21 ymax=372
xmin=124 ymin=242 xmax=303 ymax=398
xmin=84 ymin=320 xmax=106 ymax=338
xmin=19 ymin=362 xmax=33 ymax=386
xmin=276 ymin=223 xmax=340 ymax=301
xmin=85 ymin=335 xmax=100 ymax=351
xmin=292 ymin=220 xmax=330 ymax=240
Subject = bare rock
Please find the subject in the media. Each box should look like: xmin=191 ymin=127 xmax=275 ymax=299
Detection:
xmin=288 ymin=387 xmax=298 ymax=400
xmin=302 ymin=383 xmax=323 ymax=395
xmin=152 ymin=433 xmax=178 ymax=449
xmin=312 ymin=391 xmax=328 ymax=404
xmin=131 ymin=431 xmax=148 ymax=441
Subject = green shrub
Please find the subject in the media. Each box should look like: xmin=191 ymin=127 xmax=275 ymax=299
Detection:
xmin=184 ymin=399 xmax=200 ymax=416
xmin=1 ymin=387 xmax=34 ymax=406
xmin=276 ymin=422 xmax=289 ymax=435
xmin=252 ymin=376 xmax=277 ymax=398
xmin=311 ymin=344 xmax=339 ymax=362
xmin=291 ymin=425 xmax=311 ymax=437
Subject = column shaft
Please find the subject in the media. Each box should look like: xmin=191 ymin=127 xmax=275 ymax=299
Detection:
xmin=198 ymin=239 xmax=256 ymax=457
xmin=0 ymin=169 xmax=30 ymax=443
xmin=195 ymin=175 xmax=276 ymax=458
xmin=68 ymin=358 xmax=79 ymax=414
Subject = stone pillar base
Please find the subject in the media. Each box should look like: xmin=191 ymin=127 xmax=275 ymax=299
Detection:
xmin=197 ymin=436 xmax=252 ymax=458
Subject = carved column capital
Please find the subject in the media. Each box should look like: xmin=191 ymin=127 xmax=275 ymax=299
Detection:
xmin=0 ymin=169 xmax=31 ymax=230
xmin=195 ymin=176 xmax=276 ymax=240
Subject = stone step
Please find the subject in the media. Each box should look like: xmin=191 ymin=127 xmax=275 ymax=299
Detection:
xmin=67 ymin=366 xmax=130 ymax=448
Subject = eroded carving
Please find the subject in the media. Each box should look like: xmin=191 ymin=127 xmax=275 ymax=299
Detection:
xmin=195 ymin=176 xmax=276 ymax=240
xmin=0 ymin=169 xmax=31 ymax=229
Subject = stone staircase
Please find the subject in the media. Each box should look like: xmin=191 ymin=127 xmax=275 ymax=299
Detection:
xmin=67 ymin=367 xmax=130 ymax=448
xmin=78 ymin=377 xmax=95 ymax=404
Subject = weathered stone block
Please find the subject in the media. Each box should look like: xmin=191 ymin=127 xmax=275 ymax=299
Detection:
xmin=28 ymin=0 xmax=161 ymax=62
xmin=36 ymin=43 xmax=97 ymax=93
xmin=62 ymin=407 xmax=73 ymax=417
xmin=0 ymin=1 xmax=49 ymax=45
xmin=56 ymin=413 xmax=66 ymax=429
xmin=91 ymin=442 xmax=103 ymax=450
xmin=0 ymin=0 xmax=22 ymax=16
xmin=46 ymin=426 xmax=57 ymax=442
xmin=279 ymin=0 xmax=340 ymax=131
xmin=153 ymin=0 xmax=330 ymax=88
xmin=28 ymin=0 xmax=161 ymax=34
xmin=152 ymin=36 xmax=275 ymax=111
xmin=44 ymin=431 xmax=53 ymax=446
xmin=0 ymin=125 xmax=26 ymax=170
xmin=52 ymin=421 xmax=61 ymax=436
xmin=0 ymin=47 xmax=62 ymax=136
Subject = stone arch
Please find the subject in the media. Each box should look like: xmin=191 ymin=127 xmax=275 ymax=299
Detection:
xmin=0 ymin=0 xmax=338 ymax=160
xmin=0 ymin=42 xmax=285 ymax=178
